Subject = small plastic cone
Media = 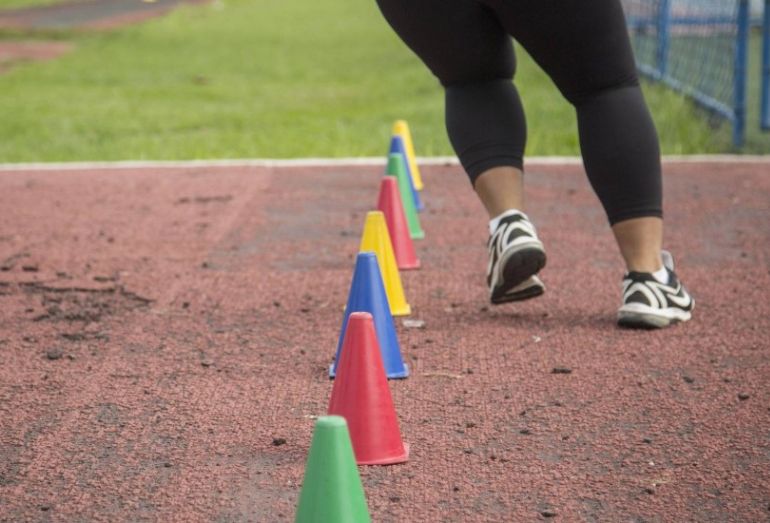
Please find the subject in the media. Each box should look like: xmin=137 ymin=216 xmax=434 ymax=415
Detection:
xmin=359 ymin=211 xmax=411 ymax=317
xmin=295 ymin=416 xmax=371 ymax=523
xmin=388 ymin=136 xmax=424 ymax=212
xmin=385 ymin=153 xmax=424 ymax=240
xmin=329 ymin=313 xmax=409 ymax=466
xmin=330 ymin=252 xmax=408 ymax=379
xmin=392 ymin=120 xmax=424 ymax=191
xmin=377 ymin=177 xmax=420 ymax=270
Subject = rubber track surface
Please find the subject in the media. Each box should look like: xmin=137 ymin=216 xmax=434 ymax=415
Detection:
xmin=0 ymin=162 xmax=768 ymax=522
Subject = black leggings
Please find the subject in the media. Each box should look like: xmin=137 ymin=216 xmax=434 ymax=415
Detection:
xmin=374 ymin=0 xmax=662 ymax=225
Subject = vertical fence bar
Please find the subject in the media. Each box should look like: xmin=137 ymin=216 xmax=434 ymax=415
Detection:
xmin=656 ymin=0 xmax=671 ymax=77
xmin=733 ymin=0 xmax=750 ymax=146
xmin=761 ymin=0 xmax=770 ymax=130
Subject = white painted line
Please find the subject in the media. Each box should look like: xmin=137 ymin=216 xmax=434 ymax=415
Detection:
xmin=0 ymin=158 xmax=389 ymax=172
xmin=646 ymin=154 xmax=770 ymax=164
xmin=0 ymin=155 xmax=768 ymax=172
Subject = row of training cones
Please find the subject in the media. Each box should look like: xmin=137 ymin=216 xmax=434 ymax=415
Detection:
xmin=332 ymin=119 xmax=425 ymax=376
xmin=296 ymin=121 xmax=423 ymax=522
xmin=365 ymin=126 xmax=426 ymax=317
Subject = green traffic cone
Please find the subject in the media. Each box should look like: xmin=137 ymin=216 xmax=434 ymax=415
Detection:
xmin=385 ymin=153 xmax=425 ymax=240
xmin=295 ymin=416 xmax=371 ymax=523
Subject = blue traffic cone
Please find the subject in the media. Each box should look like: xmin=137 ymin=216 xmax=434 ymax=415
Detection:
xmin=330 ymin=252 xmax=408 ymax=379
xmin=388 ymin=136 xmax=424 ymax=212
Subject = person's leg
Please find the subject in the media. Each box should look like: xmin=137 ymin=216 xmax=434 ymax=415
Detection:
xmin=611 ymin=217 xmax=663 ymax=273
xmin=375 ymin=0 xmax=528 ymax=212
xmin=487 ymin=0 xmax=692 ymax=326
xmin=444 ymin=77 xmax=545 ymax=303
xmin=487 ymin=0 xmax=664 ymax=272
xmin=375 ymin=0 xmax=546 ymax=303
xmin=443 ymin=78 xmax=527 ymax=217
xmin=576 ymin=83 xmax=665 ymax=273
xmin=375 ymin=0 xmax=527 ymax=212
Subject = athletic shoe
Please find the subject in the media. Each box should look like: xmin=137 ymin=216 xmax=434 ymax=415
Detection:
xmin=617 ymin=250 xmax=694 ymax=328
xmin=487 ymin=210 xmax=547 ymax=304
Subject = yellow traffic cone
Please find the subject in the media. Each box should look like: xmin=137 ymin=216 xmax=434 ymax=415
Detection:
xmin=359 ymin=211 xmax=411 ymax=316
xmin=392 ymin=120 xmax=424 ymax=191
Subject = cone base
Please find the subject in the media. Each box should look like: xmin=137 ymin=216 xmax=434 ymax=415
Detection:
xmin=397 ymin=260 xmax=421 ymax=270
xmin=385 ymin=364 xmax=409 ymax=379
xmin=330 ymin=363 xmax=409 ymax=380
xmin=358 ymin=443 xmax=410 ymax=466
xmin=391 ymin=304 xmax=412 ymax=317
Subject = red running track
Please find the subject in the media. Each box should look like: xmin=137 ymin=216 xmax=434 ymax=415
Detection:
xmin=0 ymin=160 xmax=768 ymax=522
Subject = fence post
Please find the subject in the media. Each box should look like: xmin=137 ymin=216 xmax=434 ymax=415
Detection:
xmin=761 ymin=0 xmax=770 ymax=131
xmin=733 ymin=0 xmax=750 ymax=146
xmin=656 ymin=0 xmax=671 ymax=77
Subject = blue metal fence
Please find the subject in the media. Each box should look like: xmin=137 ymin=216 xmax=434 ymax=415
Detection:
xmin=735 ymin=0 xmax=750 ymax=145
xmin=622 ymin=0 xmax=753 ymax=146
xmin=762 ymin=0 xmax=770 ymax=130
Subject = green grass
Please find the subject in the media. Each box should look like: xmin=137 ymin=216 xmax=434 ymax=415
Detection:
xmin=0 ymin=0 xmax=63 ymax=10
xmin=0 ymin=0 xmax=766 ymax=161
xmin=628 ymin=30 xmax=770 ymax=154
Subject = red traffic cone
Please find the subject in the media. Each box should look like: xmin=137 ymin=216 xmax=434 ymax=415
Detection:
xmin=376 ymin=177 xmax=420 ymax=270
xmin=328 ymin=312 xmax=409 ymax=465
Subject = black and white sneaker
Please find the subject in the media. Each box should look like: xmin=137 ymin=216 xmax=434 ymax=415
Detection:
xmin=487 ymin=210 xmax=547 ymax=304
xmin=617 ymin=251 xmax=694 ymax=329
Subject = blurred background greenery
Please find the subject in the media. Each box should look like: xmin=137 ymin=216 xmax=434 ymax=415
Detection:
xmin=0 ymin=0 xmax=767 ymax=161
xmin=0 ymin=0 xmax=59 ymax=9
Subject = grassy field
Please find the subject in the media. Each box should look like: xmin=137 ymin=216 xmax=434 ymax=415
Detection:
xmin=0 ymin=0 xmax=62 ymax=10
xmin=0 ymin=0 xmax=766 ymax=162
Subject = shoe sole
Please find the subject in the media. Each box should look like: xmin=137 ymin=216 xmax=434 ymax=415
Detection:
xmin=617 ymin=303 xmax=693 ymax=329
xmin=490 ymin=242 xmax=546 ymax=305
xmin=492 ymin=279 xmax=545 ymax=304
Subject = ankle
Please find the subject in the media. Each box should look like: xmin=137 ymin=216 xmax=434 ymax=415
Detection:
xmin=626 ymin=257 xmax=663 ymax=274
xmin=473 ymin=166 xmax=524 ymax=217
xmin=650 ymin=265 xmax=669 ymax=283
xmin=488 ymin=209 xmax=527 ymax=234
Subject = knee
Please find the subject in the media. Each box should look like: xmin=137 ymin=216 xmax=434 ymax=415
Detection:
xmin=444 ymin=79 xmax=527 ymax=183
xmin=439 ymin=59 xmax=514 ymax=88
xmin=562 ymin=71 xmax=640 ymax=107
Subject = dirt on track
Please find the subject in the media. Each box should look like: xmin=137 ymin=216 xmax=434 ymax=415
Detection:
xmin=0 ymin=160 xmax=768 ymax=522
